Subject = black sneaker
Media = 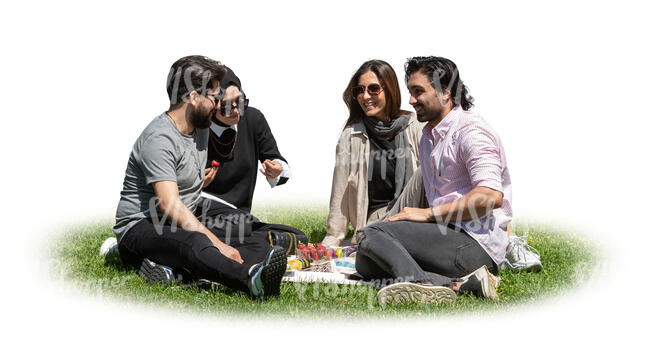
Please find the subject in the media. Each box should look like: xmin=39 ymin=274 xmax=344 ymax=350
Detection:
xmin=248 ymin=246 xmax=287 ymax=299
xmin=138 ymin=258 xmax=183 ymax=285
xmin=458 ymin=265 xmax=499 ymax=301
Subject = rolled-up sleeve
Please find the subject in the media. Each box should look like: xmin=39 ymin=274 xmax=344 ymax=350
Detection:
xmin=458 ymin=125 xmax=503 ymax=193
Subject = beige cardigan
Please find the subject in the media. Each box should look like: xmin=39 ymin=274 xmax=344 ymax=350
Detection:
xmin=322 ymin=113 xmax=424 ymax=246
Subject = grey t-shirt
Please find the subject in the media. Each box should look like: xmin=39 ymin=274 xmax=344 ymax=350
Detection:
xmin=113 ymin=113 xmax=208 ymax=241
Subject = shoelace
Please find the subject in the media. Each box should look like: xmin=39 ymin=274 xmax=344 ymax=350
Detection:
xmin=510 ymin=236 xmax=540 ymax=261
xmin=502 ymin=236 xmax=541 ymax=269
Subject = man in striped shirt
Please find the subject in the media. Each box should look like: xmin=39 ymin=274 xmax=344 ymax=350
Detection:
xmin=356 ymin=56 xmax=511 ymax=305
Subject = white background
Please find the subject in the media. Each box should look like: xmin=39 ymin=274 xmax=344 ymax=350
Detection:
xmin=1 ymin=0 xmax=648 ymax=350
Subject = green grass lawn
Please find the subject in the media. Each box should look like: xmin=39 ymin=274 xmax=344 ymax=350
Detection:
xmin=47 ymin=204 xmax=599 ymax=318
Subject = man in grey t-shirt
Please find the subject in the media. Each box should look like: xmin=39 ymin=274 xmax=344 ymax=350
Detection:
xmin=111 ymin=56 xmax=286 ymax=299
xmin=113 ymin=112 xmax=208 ymax=240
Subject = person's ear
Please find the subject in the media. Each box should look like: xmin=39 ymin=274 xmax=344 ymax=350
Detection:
xmin=442 ymin=88 xmax=452 ymax=104
xmin=189 ymin=91 xmax=199 ymax=106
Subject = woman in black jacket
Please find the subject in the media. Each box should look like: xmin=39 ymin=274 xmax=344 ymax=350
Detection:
xmin=202 ymin=66 xmax=291 ymax=214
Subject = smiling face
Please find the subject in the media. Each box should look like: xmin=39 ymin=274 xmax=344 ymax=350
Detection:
xmin=213 ymin=85 xmax=243 ymax=126
xmin=356 ymin=71 xmax=388 ymax=121
xmin=407 ymin=70 xmax=451 ymax=124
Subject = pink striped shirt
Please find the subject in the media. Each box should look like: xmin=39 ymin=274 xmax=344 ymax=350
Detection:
xmin=420 ymin=106 xmax=511 ymax=264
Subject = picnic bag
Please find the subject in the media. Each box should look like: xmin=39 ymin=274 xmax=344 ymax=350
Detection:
xmin=263 ymin=224 xmax=309 ymax=256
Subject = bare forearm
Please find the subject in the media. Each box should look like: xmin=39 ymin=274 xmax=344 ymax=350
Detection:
xmin=387 ymin=187 xmax=503 ymax=223
xmin=431 ymin=187 xmax=503 ymax=223
xmin=159 ymin=198 xmax=204 ymax=234
xmin=159 ymin=198 xmax=223 ymax=247
xmin=151 ymin=181 xmax=243 ymax=264
xmin=153 ymin=181 xmax=224 ymax=248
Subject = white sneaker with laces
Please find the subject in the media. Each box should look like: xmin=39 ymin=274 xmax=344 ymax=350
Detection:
xmin=99 ymin=237 xmax=120 ymax=262
xmin=500 ymin=235 xmax=542 ymax=272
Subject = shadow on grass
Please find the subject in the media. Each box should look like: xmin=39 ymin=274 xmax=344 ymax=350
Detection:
xmin=46 ymin=205 xmax=601 ymax=318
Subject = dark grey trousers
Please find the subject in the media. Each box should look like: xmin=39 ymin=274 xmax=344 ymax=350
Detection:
xmin=356 ymin=220 xmax=497 ymax=287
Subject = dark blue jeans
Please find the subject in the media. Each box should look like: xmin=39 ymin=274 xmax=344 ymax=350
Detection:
xmin=356 ymin=221 xmax=497 ymax=287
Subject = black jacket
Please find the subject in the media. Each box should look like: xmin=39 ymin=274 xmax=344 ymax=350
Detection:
xmin=203 ymin=67 xmax=288 ymax=213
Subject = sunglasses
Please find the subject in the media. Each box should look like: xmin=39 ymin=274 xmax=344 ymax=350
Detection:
xmin=220 ymin=97 xmax=249 ymax=116
xmin=352 ymin=84 xmax=383 ymax=98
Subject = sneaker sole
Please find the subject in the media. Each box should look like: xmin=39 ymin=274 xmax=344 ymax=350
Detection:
xmin=502 ymin=260 xmax=542 ymax=273
xmin=260 ymin=246 xmax=287 ymax=298
xmin=475 ymin=266 xmax=499 ymax=301
xmin=377 ymin=283 xmax=456 ymax=307
xmin=138 ymin=259 xmax=174 ymax=285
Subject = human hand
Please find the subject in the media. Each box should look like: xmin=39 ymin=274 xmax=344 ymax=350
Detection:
xmin=259 ymin=159 xmax=282 ymax=178
xmin=216 ymin=243 xmax=244 ymax=264
xmin=386 ymin=207 xmax=432 ymax=223
xmin=203 ymin=161 xmax=219 ymax=188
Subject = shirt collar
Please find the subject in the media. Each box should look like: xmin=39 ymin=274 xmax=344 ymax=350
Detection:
xmin=428 ymin=105 xmax=463 ymax=141
xmin=209 ymin=122 xmax=238 ymax=137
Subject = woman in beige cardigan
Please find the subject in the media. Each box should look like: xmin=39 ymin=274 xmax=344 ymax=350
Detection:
xmin=322 ymin=60 xmax=425 ymax=247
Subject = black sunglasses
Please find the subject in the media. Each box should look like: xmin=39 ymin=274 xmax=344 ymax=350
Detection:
xmin=220 ymin=97 xmax=249 ymax=116
xmin=352 ymin=84 xmax=383 ymax=98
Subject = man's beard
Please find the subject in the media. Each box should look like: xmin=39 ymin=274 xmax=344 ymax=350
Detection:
xmin=415 ymin=104 xmax=443 ymax=124
xmin=415 ymin=110 xmax=429 ymax=123
xmin=414 ymin=104 xmax=433 ymax=123
xmin=190 ymin=106 xmax=213 ymax=129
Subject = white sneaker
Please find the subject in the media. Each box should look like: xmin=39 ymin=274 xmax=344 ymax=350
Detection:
xmin=99 ymin=237 xmax=120 ymax=262
xmin=459 ymin=265 xmax=500 ymax=301
xmin=500 ymin=235 xmax=542 ymax=272
xmin=377 ymin=282 xmax=456 ymax=307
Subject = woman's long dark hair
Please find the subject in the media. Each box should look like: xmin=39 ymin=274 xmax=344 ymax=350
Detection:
xmin=343 ymin=60 xmax=410 ymax=128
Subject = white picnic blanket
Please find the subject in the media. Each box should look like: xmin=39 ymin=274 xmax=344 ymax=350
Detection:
xmin=281 ymin=270 xmax=362 ymax=285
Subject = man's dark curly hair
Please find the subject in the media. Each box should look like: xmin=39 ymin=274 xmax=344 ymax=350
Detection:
xmin=166 ymin=55 xmax=226 ymax=107
xmin=405 ymin=56 xmax=474 ymax=110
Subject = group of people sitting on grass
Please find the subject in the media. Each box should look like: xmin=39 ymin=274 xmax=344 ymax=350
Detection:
xmin=101 ymin=55 xmax=541 ymax=305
